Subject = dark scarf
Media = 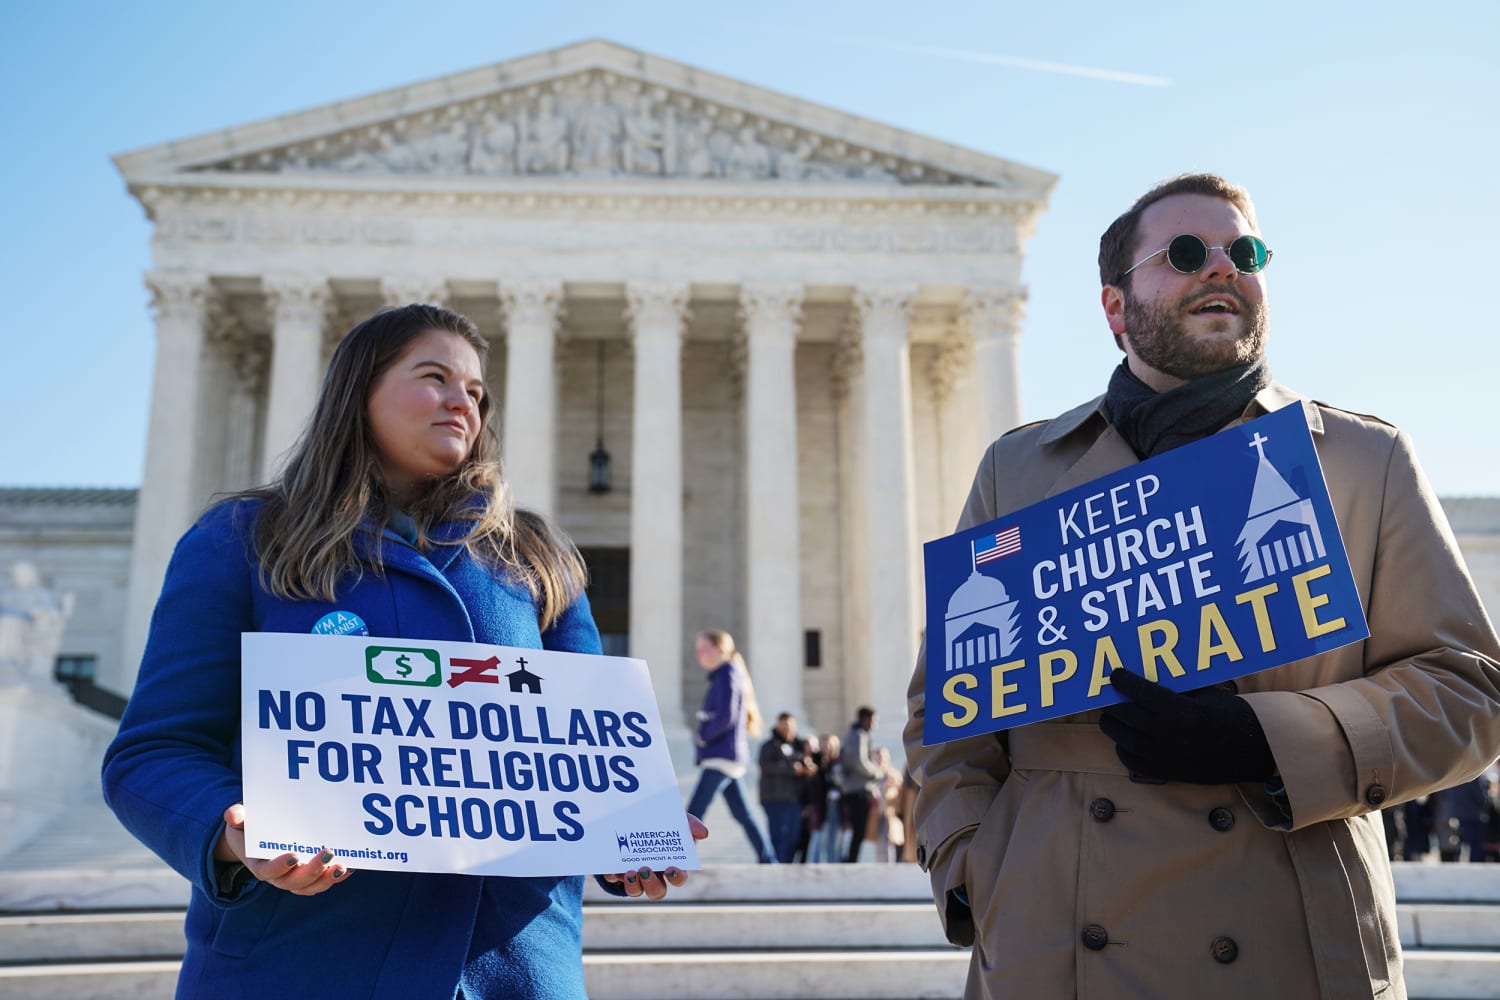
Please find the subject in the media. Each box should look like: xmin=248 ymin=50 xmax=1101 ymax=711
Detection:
xmin=1101 ymin=357 xmax=1271 ymax=459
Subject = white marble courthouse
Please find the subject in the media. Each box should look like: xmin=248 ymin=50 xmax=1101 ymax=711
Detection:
xmin=7 ymin=40 xmax=1498 ymax=767
xmin=84 ymin=39 xmax=1059 ymax=756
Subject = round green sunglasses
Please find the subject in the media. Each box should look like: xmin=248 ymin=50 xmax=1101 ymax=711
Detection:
xmin=1119 ymin=233 xmax=1273 ymax=282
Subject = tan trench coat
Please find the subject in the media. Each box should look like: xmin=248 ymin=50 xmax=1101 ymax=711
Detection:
xmin=905 ymin=384 xmax=1500 ymax=999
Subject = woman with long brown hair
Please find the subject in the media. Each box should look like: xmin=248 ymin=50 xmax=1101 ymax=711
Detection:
xmin=103 ymin=304 xmax=697 ymax=999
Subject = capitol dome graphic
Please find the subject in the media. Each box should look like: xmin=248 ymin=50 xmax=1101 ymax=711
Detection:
xmin=943 ymin=569 xmax=1022 ymax=673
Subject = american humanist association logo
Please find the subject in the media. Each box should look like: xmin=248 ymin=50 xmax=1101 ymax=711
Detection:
xmin=615 ymin=828 xmax=687 ymax=863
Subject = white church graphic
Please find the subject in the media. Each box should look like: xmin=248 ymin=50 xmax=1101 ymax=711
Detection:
xmin=1235 ymin=430 xmax=1327 ymax=584
xmin=943 ymin=569 xmax=1022 ymax=673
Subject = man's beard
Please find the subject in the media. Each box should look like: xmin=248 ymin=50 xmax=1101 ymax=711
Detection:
xmin=1122 ymin=287 xmax=1268 ymax=381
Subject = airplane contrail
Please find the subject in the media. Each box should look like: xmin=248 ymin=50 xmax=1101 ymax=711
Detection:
xmin=850 ymin=38 xmax=1170 ymax=87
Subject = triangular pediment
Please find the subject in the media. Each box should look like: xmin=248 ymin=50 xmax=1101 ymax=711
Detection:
xmin=114 ymin=39 xmax=1053 ymax=196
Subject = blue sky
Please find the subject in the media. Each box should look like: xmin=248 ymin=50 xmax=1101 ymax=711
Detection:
xmin=3 ymin=1 xmax=1497 ymax=495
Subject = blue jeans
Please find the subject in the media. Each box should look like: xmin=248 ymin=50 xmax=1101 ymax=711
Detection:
xmin=763 ymin=801 xmax=803 ymax=863
xmin=687 ymin=767 xmax=775 ymax=863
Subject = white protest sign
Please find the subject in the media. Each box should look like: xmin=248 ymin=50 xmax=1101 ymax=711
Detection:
xmin=240 ymin=632 xmax=699 ymax=877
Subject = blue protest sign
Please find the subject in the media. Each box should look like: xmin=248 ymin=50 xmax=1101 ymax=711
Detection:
xmin=922 ymin=403 xmax=1368 ymax=746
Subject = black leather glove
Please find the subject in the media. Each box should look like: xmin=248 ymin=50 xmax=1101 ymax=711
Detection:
xmin=1098 ymin=669 xmax=1277 ymax=784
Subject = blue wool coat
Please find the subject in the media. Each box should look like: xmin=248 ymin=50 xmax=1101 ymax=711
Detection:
xmin=694 ymin=662 xmax=749 ymax=766
xmin=103 ymin=500 xmax=604 ymax=1000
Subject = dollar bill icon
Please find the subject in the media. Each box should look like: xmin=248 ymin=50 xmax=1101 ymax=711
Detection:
xmin=365 ymin=646 xmax=442 ymax=687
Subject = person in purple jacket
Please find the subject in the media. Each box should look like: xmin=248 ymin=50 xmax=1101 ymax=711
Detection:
xmin=103 ymin=304 xmax=701 ymax=1000
xmin=687 ymin=630 xmax=776 ymax=863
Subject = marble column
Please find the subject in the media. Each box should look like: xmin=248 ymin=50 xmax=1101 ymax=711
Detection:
xmin=197 ymin=301 xmax=237 ymax=501
xmin=832 ymin=317 xmax=870 ymax=722
xmin=963 ymin=286 xmax=1026 ymax=446
xmin=929 ymin=321 xmax=981 ymax=529
xmin=738 ymin=283 xmax=805 ymax=725
xmin=625 ymin=282 xmax=690 ymax=743
xmin=500 ymin=281 xmax=564 ymax=521
xmin=117 ymin=272 xmax=214 ymax=696
xmin=260 ymin=274 xmax=330 ymax=476
xmin=853 ymin=286 xmax=920 ymax=761
xmin=223 ymin=334 xmax=269 ymax=492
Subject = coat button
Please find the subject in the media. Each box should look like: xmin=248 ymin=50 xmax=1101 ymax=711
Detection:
xmin=1208 ymin=807 xmax=1235 ymax=832
xmin=1090 ymin=798 xmax=1116 ymax=822
xmin=916 ymin=844 xmax=927 ymax=866
xmin=1211 ymin=936 xmax=1239 ymax=964
xmin=1365 ymin=783 xmax=1387 ymax=806
xmin=1081 ymin=924 xmax=1109 ymax=951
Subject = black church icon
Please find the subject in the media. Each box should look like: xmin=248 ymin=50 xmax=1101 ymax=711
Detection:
xmin=1235 ymin=430 xmax=1327 ymax=584
xmin=507 ymin=657 xmax=544 ymax=695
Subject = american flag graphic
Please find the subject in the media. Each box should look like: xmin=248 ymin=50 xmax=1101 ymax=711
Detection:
xmin=973 ymin=526 xmax=1022 ymax=566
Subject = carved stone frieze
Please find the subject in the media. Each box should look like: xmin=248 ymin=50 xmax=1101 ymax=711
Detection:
xmin=143 ymin=186 xmax=1027 ymax=254
xmin=194 ymin=72 xmax=989 ymax=188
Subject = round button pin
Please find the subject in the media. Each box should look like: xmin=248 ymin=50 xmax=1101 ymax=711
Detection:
xmin=312 ymin=611 xmax=369 ymax=637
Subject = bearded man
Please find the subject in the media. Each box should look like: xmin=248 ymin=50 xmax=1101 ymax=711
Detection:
xmin=904 ymin=173 xmax=1500 ymax=999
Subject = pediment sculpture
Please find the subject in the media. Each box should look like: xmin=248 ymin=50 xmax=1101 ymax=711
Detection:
xmin=200 ymin=73 xmax=986 ymax=187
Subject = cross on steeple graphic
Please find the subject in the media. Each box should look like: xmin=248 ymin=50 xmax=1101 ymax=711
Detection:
xmin=1235 ymin=425 xmax=1326 ymax=584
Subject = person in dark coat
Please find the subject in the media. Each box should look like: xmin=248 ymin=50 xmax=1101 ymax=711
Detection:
xmin=1439 ymin=777 xmax=1491 ymax=862
xmin=103 ymin=305 xmax=700 ymax=1000
xmin=1402 ymin=797 xmax=1434 ymax=860
xmin=840 ymin=706 xmax=881 ymax=862
xmin=759 ymin=712 xmax=813 ymax=862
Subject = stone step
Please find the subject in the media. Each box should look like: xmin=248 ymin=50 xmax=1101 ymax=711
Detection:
xmin=5 ymin=900 xmax=1500 ymax=964
xmin=2 ymin=951 xmax=1495 ymax=1000
xmin=0 ymin=911 xmax=184 ymax=963
xmin=7 ymin=856 xmax=1500 ymax=912
xmin=585 ymin=901 xmax=951 ymax=950
xmin=1394 ymin=863 xmax=1500 ymax=901
xmin=580 ymin=949 xmax=971 ymax=1000
xmin=4 ymin=861 xmax=1500 ymax=1000
xmin=0 ymin=961 xmax=180 ymax=1000
xmin=0 ymin=902 xmax=955 ymax=963
xmin=0 ymin=860 xmax=945 ymax=913
xmin=1404 ymin=952 xmax=1500 ymax=1000
xmin=1400 ymin=904 xmax=1500 ymax=949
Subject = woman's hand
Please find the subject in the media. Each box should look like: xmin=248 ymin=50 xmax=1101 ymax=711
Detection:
xmin=215 ymin=803 xmax=352 ymax=896
xmin=600 ymin=814 xmax=709 ymax=901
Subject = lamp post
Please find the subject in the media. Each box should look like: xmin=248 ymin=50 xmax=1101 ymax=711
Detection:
xmin=588 ymin=340 xmax=612 ymax=494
